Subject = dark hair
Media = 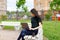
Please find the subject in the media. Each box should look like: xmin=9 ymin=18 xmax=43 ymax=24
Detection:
xmin=30 ymin=8 xmax=42 ymax=24
xmin=30 ymin=8 xmax=39 ymax=17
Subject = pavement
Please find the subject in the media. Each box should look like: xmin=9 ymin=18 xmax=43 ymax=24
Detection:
xmin=0 ymin=30 xmax=48 ymax=40
xmin=0 ymin=30 xmax=20 ymax=40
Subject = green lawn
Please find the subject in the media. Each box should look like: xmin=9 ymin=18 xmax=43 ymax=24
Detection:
xmin=3 ymin=26 xmax=15 ymax=30
xmin=43 ymin=21 xmax=60 ymax=40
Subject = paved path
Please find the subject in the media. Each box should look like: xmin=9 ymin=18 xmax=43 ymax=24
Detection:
xmin=0 ymin=30 xmax=20 ymax=40
xmin=0 ymin=30 xmax=48 ymax=40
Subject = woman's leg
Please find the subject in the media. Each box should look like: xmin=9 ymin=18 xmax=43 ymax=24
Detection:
xmin=17 ymin=29 xmax=38 ymax=40
xmin=26 ymin=29 xmax=38 ymax=35
xmin=26 ymin=30 xmax=33 ymax=35
xmin=17 ymin=29 xmax=27 ymax=40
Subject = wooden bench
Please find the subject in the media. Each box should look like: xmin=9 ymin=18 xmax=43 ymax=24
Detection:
xmin=0 ymin=21 xmax=21 ymax=30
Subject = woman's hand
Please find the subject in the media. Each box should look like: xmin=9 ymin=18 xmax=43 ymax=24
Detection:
xmin=29 ymin=27 xmax=32 ymax=30
xmin=31 ymin=22 xmax=42 ymax=30
xmin=29 ymin=22 xmax=42 ymax=30
xmin=29 ymin=27 xmax=35 ymax=30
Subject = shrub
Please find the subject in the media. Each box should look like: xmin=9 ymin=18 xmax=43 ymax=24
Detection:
xmin=1 ymin=15 xmax=7 ymax=21
xmin=45 ymin=11 xmax=52 ymax=21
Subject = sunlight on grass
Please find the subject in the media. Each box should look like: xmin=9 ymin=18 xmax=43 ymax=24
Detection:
xmin=43 ymin=21 xmax=60 ymax=40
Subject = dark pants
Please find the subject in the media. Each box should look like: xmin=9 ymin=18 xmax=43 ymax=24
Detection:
xmin=17 ymin=29 xmax=38 ymax=40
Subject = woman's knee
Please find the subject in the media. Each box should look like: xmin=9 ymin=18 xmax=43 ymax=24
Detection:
xmin=21 ymin=29 xmax=27 ymax=36
xmin=22 ymin=29 xmax=27 ymax=32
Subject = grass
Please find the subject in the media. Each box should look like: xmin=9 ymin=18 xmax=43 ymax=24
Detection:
xmin=43 ymin=21 xmax=60 ymax=40
xmin=2 ymin=19 xmax=30 ymax=23
xmin=3 ymin=26 xmax=15 ymax=30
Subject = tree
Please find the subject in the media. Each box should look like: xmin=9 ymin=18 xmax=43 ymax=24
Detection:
xmin=50 ymin=0 xmax=60 ymax=11
xmin=22 ymin=6 xmax=28 ymax=13
xmin=7 ymin=11 xmax=10 ymax=15
xmin=16 ymin=0 xmax=26 ymax=9
xmin=22 ymin=6 xmax=29 ymax=16
xmin=50 ymin=0 xmax=60 ymax=27
xmin=16 ymin=0 xmax=26 ymax=20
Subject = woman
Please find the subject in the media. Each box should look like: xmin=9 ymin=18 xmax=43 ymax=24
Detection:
xmin=17 ymin=8 xmax=42 ymax=40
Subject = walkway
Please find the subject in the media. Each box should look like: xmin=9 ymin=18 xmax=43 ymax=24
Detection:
xmin=0 ymin=30 xmax=48 ymax=40
xmin=0 ymin=30 xmax=19 ymax=40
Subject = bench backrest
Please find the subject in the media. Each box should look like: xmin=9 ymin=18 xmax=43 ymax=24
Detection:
xmin=1 ymin=21 xmax=20 ymax=26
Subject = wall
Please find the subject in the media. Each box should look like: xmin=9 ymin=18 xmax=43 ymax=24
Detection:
xmin=0 ymin=0 xmax=7 ymax=15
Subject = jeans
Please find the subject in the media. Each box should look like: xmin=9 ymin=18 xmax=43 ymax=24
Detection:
xmin=17 ymin=29 xmax=38 ymax=40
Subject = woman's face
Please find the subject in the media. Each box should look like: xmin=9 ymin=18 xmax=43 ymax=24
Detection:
xmin=31 ymin=13 xmax=35 ymax=17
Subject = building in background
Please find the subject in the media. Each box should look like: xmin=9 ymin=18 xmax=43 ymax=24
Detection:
xmin=0 ymin=0 xmax=7 ymax=15
xmin=34 ymin=0 xmax=51 ymax=15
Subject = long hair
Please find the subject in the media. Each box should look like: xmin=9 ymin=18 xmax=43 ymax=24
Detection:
xmin=30 ymin=8 xmax=39 ymax=17
xmin=30 ymin=8 xmax=42 ymax=24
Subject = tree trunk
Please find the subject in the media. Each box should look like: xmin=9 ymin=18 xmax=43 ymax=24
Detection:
xmin=16 ymin=10 xmax=19 ymax=21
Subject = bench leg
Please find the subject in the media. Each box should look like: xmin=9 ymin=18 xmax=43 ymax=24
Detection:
xmin=0 ymin=25 xmax=4 ymax=30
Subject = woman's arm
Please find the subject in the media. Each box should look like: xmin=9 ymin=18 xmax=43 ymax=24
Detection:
xmin=30 ymin=22 xmax=42 ymax=30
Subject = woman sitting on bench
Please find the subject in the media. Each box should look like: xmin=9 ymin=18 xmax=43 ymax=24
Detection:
xmin=17 ymin=8 xmax=42 ymax=40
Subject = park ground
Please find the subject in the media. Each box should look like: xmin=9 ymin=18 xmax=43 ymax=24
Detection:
xmin=0 ymin=20 xmax=60 ymax=40
xmin=0 ymin=30 xmax=19 ymax=40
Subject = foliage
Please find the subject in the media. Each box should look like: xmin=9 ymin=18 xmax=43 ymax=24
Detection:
xmin=22 ymin=6 xmax=28 ymax=13
xmin=16 ymin=0 xmax=27 ymax=20
xmin=50 ymin=0 xmax=60 ymax=11
xmin=45 ymin=13 xmax=51 ymax=20
xmin=16 ymin=0 xmax=26 ymax=9
xmin=7 ymin=11 xmax=10 ymax=15
xmin=16 ymin=0 xmax=28 ymax=15
xmin=19 ymin=12 xmax=30 ymax=17
xmin=45 ymin=11 xmax=52 ymax=21
xmin=22 ymin=5 xmax=29 ymax=16
xmin=1 ymin=15 xmax=7 ymax=21
xmin=26 ymin=12 xmax=31 ymax=16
